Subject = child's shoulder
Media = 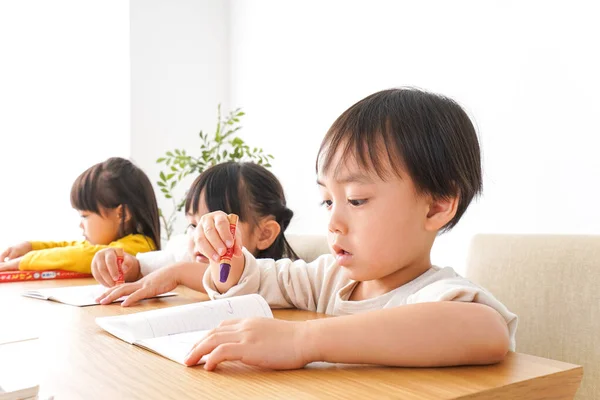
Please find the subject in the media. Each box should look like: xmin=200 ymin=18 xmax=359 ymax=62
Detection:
xmin=113 ymin=234 xmax=157 ymax=251
xmin=403 ymin=265 xmax=508 ymax=311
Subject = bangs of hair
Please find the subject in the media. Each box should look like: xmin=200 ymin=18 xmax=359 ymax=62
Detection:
xmin=185 ymin=163 xmax=250 ymax=222
xmin=70 ymin=164 xmax=119 ymax=214
xmin=316 ymin=96 xmax=406 ymax=182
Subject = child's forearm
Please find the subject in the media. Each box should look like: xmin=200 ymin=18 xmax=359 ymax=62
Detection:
xmin=303 ymin=302 xmax=509 ymax=367
xmin=173 ymin=262 xmax=209 ymax=293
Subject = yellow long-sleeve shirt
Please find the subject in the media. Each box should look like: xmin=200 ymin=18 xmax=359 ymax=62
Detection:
xmin=19 ymin=234 xmax=156 ymax=273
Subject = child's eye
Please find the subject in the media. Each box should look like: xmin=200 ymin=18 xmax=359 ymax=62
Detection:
xmin=320 ymin=200 xmax=333 ymax=208
xmin=348 ymin=199 xmax=367 ymax=207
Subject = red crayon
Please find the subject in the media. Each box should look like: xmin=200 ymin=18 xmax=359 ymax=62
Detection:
xmin=219 ymin=214 xmax=238 ymax=283
xmin=115 ymin=248 xmax=125 ymax=285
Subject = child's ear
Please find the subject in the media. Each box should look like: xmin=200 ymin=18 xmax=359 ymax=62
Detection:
xmin=255 ymin=219 xmax=282 ymax=251
xmin=424 ymin=195 xmax=459 ymax=232
xmin=116 ymin=204 xmax=132 ymax=223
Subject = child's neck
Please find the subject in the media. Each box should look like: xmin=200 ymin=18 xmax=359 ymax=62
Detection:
xmin=349 ymin=257 xmax=433 ymax=301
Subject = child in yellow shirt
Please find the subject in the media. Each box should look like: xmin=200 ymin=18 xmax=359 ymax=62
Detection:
xmin=0 ymin=157 xmax=160 ymax=274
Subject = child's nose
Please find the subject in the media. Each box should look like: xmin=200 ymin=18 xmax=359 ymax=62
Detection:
xmin=328 ymin=206 xmax=348 ymax=235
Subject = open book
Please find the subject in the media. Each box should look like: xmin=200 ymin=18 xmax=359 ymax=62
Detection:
xmin=96 ymin=294 xmax=272 ymax=365
xmin=22 ymin=284 xmax=176 ymax=307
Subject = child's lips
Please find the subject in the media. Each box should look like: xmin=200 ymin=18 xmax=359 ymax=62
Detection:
xmin=332 ymin=245 xmax=353 ymax=266
xmin=335 ymin=250 xmax=353 ymax=266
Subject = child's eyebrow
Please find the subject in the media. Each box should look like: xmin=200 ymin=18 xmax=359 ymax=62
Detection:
xmin=317 ymin=174 xmax=374 ymax=186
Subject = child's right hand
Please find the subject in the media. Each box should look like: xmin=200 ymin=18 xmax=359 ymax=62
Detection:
xmin=193 ymin=211 xmax=244 ymax=293
xmin=91 ymin=248 xmax=141 ymax=287
xmin=0 ymin=242 xmax=32 ymax=262
xmin=96 ymin=264 xmax=180 ymax=306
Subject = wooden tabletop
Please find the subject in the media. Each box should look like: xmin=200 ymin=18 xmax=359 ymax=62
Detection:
xmin=0 ymin=279 xmax=583 ymax=400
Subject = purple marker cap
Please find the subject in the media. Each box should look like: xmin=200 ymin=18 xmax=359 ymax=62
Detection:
xmin=219 ymin=263 xmax=231 ymax=283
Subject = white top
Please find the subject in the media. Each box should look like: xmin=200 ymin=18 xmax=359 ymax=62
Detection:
xmin=137 ymin=234 xmax=193 ymax=276
xmin=203 ymin=249 xmax=518 ymax=350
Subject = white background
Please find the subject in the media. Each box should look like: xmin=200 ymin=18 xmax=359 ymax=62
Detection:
xmin=0 ymin=0 xmax=130 ymax=246
xmin=2 ymin=0 xmax=599 ymax=274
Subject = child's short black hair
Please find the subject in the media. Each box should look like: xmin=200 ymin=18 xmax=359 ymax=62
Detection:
xmin=185 ymin=162 xmax=298 ymax=259
xmin=70 ymin=157 xmax=161 ymax=248
xmin=316 ymin=88 xmax=482 ymax=231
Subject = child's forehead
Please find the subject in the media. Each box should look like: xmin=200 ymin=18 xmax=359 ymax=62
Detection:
xmin=317 ymin=147 xmax=404 ymax=184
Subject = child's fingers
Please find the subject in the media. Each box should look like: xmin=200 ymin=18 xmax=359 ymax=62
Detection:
xmin=0 ymin=259 xmax=19 ymax=271
xmin=194 ymin=226 xmax=219 ymax=263
xmin=214 ymin=213 xmax=234 ymax=248
xmin=0 ymin=262 xmax=14 ymax=271
xmin=204 ymin=343 xmax=243 ymax=371
xmin=95 ymin=286 xmax=117 ymax=303
xmin=94 ymin=258 xmax=115 ymax=288
xmin=184 ymin=331 xmax=240 ymax=367
xmin=91 ymin=256 xmax=109 ymax=287
xmin=121 ymin=286 xmax=152 ymax=307
xmin=202 ymin=217 xmax=228 ymax=258
xmin=104 ymin=250 xmax=121 ymax=281
xmin=233 ymin=228 xmax=243 ymax=257
xmin=0 ymin=247 xmax=11 ymax=261
xmin=98 ymin=282 xmax=138 ymax=305
xmin=218 ymin=318 xmax=241 ymax=327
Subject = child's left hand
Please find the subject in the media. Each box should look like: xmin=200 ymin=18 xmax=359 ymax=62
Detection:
xmin=0 ymin=257 xmax=21 ymax=271
xmin=184 ymin=318 xmax=315 ymax=370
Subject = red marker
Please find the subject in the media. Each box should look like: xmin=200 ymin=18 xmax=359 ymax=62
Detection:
xmin=219 ymin=214 xmax=238 ymax=283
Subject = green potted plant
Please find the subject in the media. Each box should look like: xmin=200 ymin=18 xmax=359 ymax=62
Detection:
xmin=156 ymin=105 xmax=274 ymax=241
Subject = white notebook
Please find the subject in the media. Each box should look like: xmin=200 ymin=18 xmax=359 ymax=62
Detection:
xmin=22 ymin=284 xmax=176 ymax=307
xmin=96 ymin=294 xmax=272 ymax=365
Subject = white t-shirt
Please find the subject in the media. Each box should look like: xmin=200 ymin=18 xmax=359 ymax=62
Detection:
xmin=137 ymin=234 xmax=193 ymax=276
xmin=204 ymin=249 xmax=518 ymax=350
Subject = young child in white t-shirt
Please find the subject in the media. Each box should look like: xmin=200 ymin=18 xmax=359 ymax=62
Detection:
xmin=187 ymin=88 xmax=518 ymax=371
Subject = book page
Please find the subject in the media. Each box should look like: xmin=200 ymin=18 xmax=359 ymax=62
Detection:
xmin=96 ymin=294 xmax=272 ymax=344
xmin=136 ymin=330 xmax=210 ymax=365
xmin=21 ymin=284 xmax=176 ymax=307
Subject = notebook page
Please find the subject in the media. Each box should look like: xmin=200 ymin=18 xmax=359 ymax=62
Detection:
xmin=96 ymin=294 xmax=272 ymax=343
xmin=21 ymin=284 xmax=176 ymax=307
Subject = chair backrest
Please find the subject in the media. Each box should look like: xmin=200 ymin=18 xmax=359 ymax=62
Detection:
xmin=465 ymin=234 xmax=600 ymax=400
xmin=285 ymin=233 xmax=329 ymax=262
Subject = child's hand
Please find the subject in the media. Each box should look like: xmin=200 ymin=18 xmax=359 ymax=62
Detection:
xmin=184 ymin=318 xmax=314 ymax=370
xmin=193 ymin=211 xmax=244 ymax=292
xmin=92 ymin=248 xmax=141 ymax=287
xmin=0 ymin=256 xmax=22 ymax=271
xmin=0 ymin=242 xmax=32 ymax=262
xmin=96 ymin=264 xmax=179 ymax=306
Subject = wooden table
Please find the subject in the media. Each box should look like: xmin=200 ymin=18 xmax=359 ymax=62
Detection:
xmin=0 ymin=279 xmax=583 ymax=399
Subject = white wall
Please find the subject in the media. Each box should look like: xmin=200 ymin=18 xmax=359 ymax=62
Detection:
xmin=0 ymin=0 xmax=130 ymax=248
xmin=228 ymin=0 xmax=600 ymax=273
xmin=130 ymin=0 xmax=231 ymax=240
